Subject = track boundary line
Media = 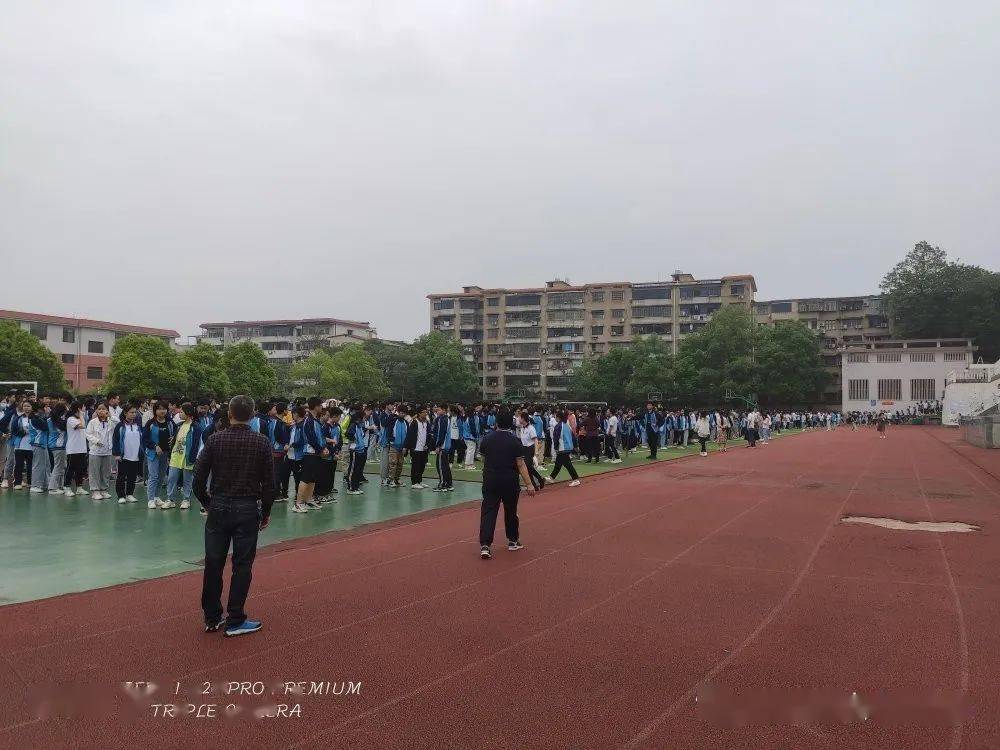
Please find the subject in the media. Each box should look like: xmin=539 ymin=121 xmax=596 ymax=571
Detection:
xmin=620 ymin=433 xmax=879 ymax=749
xmin=909 ymin=431 xmax=972 ymax=750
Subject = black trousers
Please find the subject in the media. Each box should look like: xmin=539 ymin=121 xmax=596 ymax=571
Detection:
xmin=115 ymin=459 xmax=139 ymax=498
xmin=544 ymin=433 xmax=552 ymax=459
xmin=436 ymin=449 xmax=453 ymax=488
xmin=410 ymin=450 xmax=429 ymax=484
xmin=480 ymin=478 xmax=520 ymax=546
xmin=646 ymin=427 xmax=658 ymax=458
xmin=14 ymin=449 xmax=32 ymax=485
xmin=65 ymin=453 xmax=87 ymax=487
xmin=522 ymin=446 xmax=543 ymax=489
xmin=455 ymin=440 xmax=466 ymax=464
xmin=550 ymin=451 xmax=578 ymax=480
xmin=348 ymin=450 xmax=366 ymax=490
xmin=279 ymin=458 xmax=301 ymax=498
xmin=202 ymin=496 xmax=260 ymax=628
xmin=698 ymin=436 xmax=709 ymax=453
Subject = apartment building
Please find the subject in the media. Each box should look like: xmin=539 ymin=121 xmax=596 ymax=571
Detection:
xmin=197 ymin=318 xmax=377 ymax=366
xmin=428 ymin=272 xmax=755 ymax=399
xmin=841 ymin=338 xmax=976 ymax=414
xmin=754 ymin=295 xmax=892 ymax=405
xmin=0 ymin=309 xmax=180 ymax=392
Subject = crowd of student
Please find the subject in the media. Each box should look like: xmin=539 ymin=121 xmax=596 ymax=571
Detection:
xmin=1 ymin=389 xmax=864 ymax=514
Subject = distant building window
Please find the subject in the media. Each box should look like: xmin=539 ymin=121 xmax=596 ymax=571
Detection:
xmin=632 ymin=286 xmax=669 ymax=301
xmin=943 ymin=352 xmax=967 ymax=362
xmin=591 ymin=291 xmax=605 ymax=302
xmin=505 ymin=294 xmax=541 ymax=307
xmin=875 ymin=352 xmax=901 ymax=363
xmin=632 ymin=305 xmax=670 ymax=319
xmin=61 ymin=353 xmax=75 ymax=363
xmin=611 ymin=290 xmax=625 ymax=301
xmin=87 ymin=366 xmax=103 ymax=380
xmin=730 ymin=284 xmax=745 ymax=295
xmin=88 ymin=340 xmax=104 ymax=354
xmin=877 ymin=379 xmax=902 ymax=400
xmin=848 ymin=379 xmax=869 ymax=401
xmin=487 ymin=297 xmax=499 ymax=307
xmin=610 ymin=325 xmax=625 ymax=336
xmin=433 ymin=299 xmax=455 ymax=310
xmin=591 ymin=326 xmax=604 ymax=336
xmin=910 ymin=378 xmax=936 ymax=400
xmin=909 ymin=352 xmax=935 ymax=363
xmin=62 ymin=327 xmax=76 ymax=343
xmin=611 ymin=309 xmax=625 ymax=320
xmin=591 ymin=309 xmax=605 ymax=319
xmin=29 ymin=322 xmax=48 ymax=339
xmin=846 ymin=353 xmax=869 ymax=363
xmin=770 ymin=302 xmax=793 ymax=313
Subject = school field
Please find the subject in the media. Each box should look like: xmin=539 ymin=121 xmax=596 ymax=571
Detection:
xmin=2 ymin=426 xmax=999 ymax=749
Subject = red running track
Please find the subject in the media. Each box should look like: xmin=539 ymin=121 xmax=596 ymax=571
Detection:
xmin=2 ymin=426 xmax=999 ymax=749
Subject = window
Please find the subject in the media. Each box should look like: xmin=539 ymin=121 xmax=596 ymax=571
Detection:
xmin=546 ymin=327 xmax=583 ymax=338
xmin=61 ymin=353 xmax=75 ymax=363
xmin=875 ymin=351 xmax=901 ymax=363
xmin=610 ymin=325 xmax=625 ymax=336
xmin=459 ymin=298 xmax=482 ymax=310
xmin=770 ymin=302 xmax=793 ymax=313
xmin=114 ymin=331 xmax=126 ymax=340
xmin=261 ymin=325 xmax=294 ymax=337
xmin=487 ymin=297 xmax=499 ymax=307
xmin=591 ymin=326 xmax=604 ymax=336
xmin=486 ymin=362 xmax=499 ymax=371
xmin=944 ymin=352 xmax=967 ymax=362
xmin=632 ymin=286 xmax=670 ymax=300
xmin=591 ymin=309 xmax=605 ymax=319
xmin=505 ymin=294 xmax=541 ymax=306
xmin=611 ymin=309 xmax=625 ymax=320
xmin=680 ymin=285 xmax=722 ymax=298
xmin=877 ymin=379 xmax=902 ymax=400
xmin=848 ymin=379 xmax=869 ymax=401
xmin=87 ymin=366 xmax=103 ymax=380
xmin=909 ymin=352 xmax=935 ymax=363
xmin=548 ymin=308 xmax=584 ymax=322
xmin=611 ymin=290 xmax=625 ymax=301
xmin=28 ymin=322 xmax=48 ymax=339
xmin=632 ymin=305 xmax=670 ymax=318
xmin=547 ymin=292 xmax=584 ymax=306
xmin=910 ymin=379 xmax=936 ymax=400
xmin=88 ymin=340 xmax=104 ymax=354
xmin=62 ymin=327 xmax=76 ymax=343
xmin=730 ymin=284 xmax=745 ymax=296
xmin=261 ymin=341 xmax=293 ymax=351
xmin=433 ymin=299 xmax=455 ymax=310
xmin=846 ymin=353 xmax=869 ymax=363
xmin=487 ymin=314 xmax=500 ymax=326
xmin=591 ymin=291 xmax=605 ymax=302
xmin=632 ymin=323 xmax=671 ymax=335
xmin=506 ymin=327 xmax=540 ymax=339
xmin=487 ymin=329 xmax=499 ymax=339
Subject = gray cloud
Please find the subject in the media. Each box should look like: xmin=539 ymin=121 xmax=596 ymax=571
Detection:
xmin=2 ymin=0 xmax=997 ymax=341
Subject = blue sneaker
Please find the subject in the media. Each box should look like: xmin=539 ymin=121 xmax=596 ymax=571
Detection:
xmin=224 ymin=619 xmax=263 ymax=637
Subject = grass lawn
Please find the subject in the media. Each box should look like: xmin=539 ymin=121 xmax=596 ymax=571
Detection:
xmin=363 ymin=428 xmax=806 ymax=485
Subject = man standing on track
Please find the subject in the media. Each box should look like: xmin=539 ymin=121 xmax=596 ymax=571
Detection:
xmin=194 ymin=395 xmax=276 ymax=637
xmin=478 ymin=411 xmax=536 ymax=559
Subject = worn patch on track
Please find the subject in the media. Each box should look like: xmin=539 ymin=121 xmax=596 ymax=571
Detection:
xmin=841 ymin=516 xmax=979 ymax=533
xmin=926 ymin=491 xmax=972 ymax=500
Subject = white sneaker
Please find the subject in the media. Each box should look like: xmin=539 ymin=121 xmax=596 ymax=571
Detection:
xmin=126 ymin=495 xmax=139 ymax=503
xmin=179 ymin=499 xmax=190 ymax=509
xmin=161 ymin=500 xmax=176 ymax=509
xmin=292 ymin=503 xmax=309 ymax=513
xmin=147 ymin=499 xmax=156 ymax=509
xmin=13 ymin=484 xmax=24 ymax=490
xmin=30 ymin=487 xmax=45 ymax=494
xmin=153 ymin=497 xmax=164 ymax=508
xmin=117 ymin=496 xmax=126 ymax=504
xmin=63 ymin=488 xmax=75 ymax=496
xmin=76 ymin=487 xmax=88 ymax=496
xmin=568 ymin=480 xmax=581 ymax=487
xmin=0 ymin=480 xmax=8 ymax=489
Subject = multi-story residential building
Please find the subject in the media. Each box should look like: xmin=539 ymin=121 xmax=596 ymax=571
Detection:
xmin=754 ymin=295 xmax=892 ymax=405
xmin=841 ymin=338 xmax=976 ymax=415
xmin=428 ymin=272 xmax=756 ymax=399
xmin=196 ymin=318 xmax=378 ymax=366
xmin=0 ymin=309 xmax=179 ymax=392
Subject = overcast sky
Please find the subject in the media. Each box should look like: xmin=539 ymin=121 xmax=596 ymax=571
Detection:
xmin=2 ymin=1 xmax=998 ymax=341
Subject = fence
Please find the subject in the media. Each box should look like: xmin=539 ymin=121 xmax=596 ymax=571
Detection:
xmin=960 ymin=415 xmax=1000 ymax=449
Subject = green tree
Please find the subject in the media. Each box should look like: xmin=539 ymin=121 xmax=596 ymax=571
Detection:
xmin=290 ymin=345 xmax=389 ymax=400
xmin=881 ymin=241 xmax=1000 ymax=360
xmin=755 ymin=321 xmax=828 ymax=405
xmin=105 ymin=335 xmax=188 ymax=398
xmin=407 ymin=332 xmax=479 ymax=403
xmin=0 ymin=320 xmax=66 ymax=392
xmin=673 ymin=306 xmax=759 ymax=405
xmin=362 ymin=339 xmax=416 ymax=398
xmin=222 ymin=341 xmax=276 ymax=399
xmin=179 ymin=342 xmax=230 ymax=399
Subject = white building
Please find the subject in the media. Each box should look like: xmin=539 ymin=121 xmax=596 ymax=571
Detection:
xmin=943 ymin=359 xmax=1000 ymax=425
xmin=841 ymin=338 xmax=976 ymax=414
xmin=197 ymin=317 xmax=378 ymax=366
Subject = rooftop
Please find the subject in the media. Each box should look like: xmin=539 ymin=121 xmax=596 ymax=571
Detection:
xmin=0 ymin=309 xmax=179 ymax=338
xmin=199 ymin=317 xmax=373 ymax=329
xmin=428 ymin=273 xmax=756 ymax=298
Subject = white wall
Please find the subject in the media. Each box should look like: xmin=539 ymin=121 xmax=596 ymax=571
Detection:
xmin=842 ymin=350 xmax=970 ymax=413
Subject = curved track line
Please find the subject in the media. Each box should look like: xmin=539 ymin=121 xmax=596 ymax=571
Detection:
xmin=620 ymin=440 xmax=879 ymax=749
xmin=910 ymin=431 xmax=972 ymax=750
